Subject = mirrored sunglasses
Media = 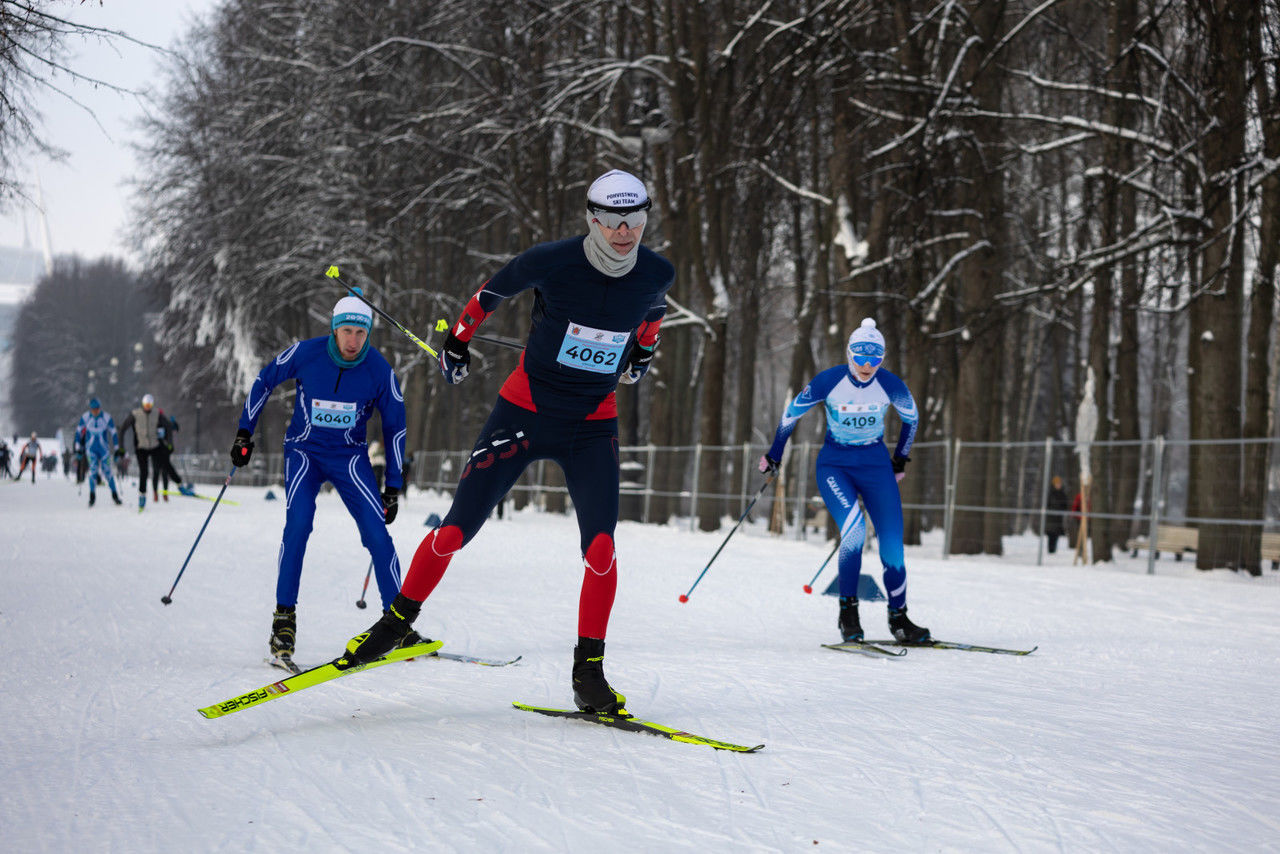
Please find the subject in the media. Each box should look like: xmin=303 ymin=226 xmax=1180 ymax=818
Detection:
xmin=851 ymin=353 xmax=883 ymax=368
xmin=589 ymin=201 xmax=650 ymax=230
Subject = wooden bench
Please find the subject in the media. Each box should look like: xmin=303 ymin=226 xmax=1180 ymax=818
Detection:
xmin=1262 ymin=532 xmax=1280 ymax=570
xmin=1127 ymin=525 xmax=1198 ymax=560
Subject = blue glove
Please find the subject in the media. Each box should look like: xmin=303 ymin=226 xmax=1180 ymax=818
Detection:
xmin=438 ymin=332 xmax=470 ymax=384
xmin=618 ymin=344 xmax=655 ymax=385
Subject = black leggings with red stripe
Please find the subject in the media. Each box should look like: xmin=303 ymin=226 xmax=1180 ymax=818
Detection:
xmin=402 ymin=396 xmax=621 ymax=637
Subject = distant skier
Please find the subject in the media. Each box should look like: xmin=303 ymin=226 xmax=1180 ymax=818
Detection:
xmin=337 ymin=169 xmax=674 ymax=716
xmin=75 ymin=398 xmax=124 ymax=507
xmin=154 ymin=413 xmax=185 ymax=500
xmin=230 ymin=293 xmax=408 ymax=673
xmin=0 ymin=440 xmax=11 ymax=479
xmin=119 ymin=394 xmax=192 ymax=509
xmin=16 ymin=432 xmax=42 ymax=483
xmin=760 ymin=318 xmax=929 ymax=645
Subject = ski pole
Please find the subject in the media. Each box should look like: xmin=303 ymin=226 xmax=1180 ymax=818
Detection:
xmin=325 ymin=265 xmax=439 ymax=358
xmin=162 ymin=467 xmax=237 ymax=604
xmin=356 ymin=560 xmax=373 ymax=609
xmin=431 ymin=317 xmax=524 ymax=353
xmin=804 ymin=540 xmax=839 ymax=593
xmin=679 ymin=474 xmax=776 ymax=603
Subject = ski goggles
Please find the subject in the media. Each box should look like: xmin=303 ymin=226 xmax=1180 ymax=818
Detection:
xmin=848 ymin=342 xmax=885 ymax=368
xmin=588 ymin=200 xmax=650 ymax=230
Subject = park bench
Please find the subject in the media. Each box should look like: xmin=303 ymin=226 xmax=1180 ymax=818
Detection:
xmin=1262 ymin=532 xmax=1280 ymax=571
xmin=1127 ymin=524 xmax=1198 ymax=560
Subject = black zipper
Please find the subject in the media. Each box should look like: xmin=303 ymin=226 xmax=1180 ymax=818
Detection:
xmin=334 ymin=368 xmax=345 ymax=392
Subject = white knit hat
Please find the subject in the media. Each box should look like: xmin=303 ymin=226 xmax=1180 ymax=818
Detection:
xmin=332 ymin=295 xmax=373 ymax=331
xmin=846 ymin=318 xmax=886 ymax=370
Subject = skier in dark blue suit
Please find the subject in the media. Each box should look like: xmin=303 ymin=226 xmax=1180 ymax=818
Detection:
xmin=231 ymin=294 xmax=409 ymax=672
xmin=340 ymin=169 xmax=674 ymax=714
xmin=761 ymin=318 xmax=930 ymax=645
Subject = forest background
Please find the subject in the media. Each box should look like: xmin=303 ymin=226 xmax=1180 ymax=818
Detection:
xmin=5 ymin=0 xmax=1278 ymax=570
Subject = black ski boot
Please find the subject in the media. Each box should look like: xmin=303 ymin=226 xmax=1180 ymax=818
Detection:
xmin=341 ymin=593 xmax=421 ymax=667
xmin=838 ymin=596 xmax=863 ymax=642
xmin=111 ymin=490 xmax=122 ymax=505
xmin=269 ymin=606 xmax=299 ymax=672
xmin=89 ymin=491 xmax=96 ymax=507
xmin=572 ymin=637 xmax=626 ymax=714
xmin=270 ymin=606 xmax=296 ymax=656
xmin=888 ymin=607 xmax=931 ymax=644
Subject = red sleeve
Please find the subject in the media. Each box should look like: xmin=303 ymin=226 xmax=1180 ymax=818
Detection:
xmin=636 ymin=317 xmax=663 ymax=349
xmin=450 ymin=286 xmax=491 ymax=344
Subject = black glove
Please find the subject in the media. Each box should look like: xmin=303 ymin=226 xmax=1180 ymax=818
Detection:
xmin=112 ymin=448 xmax=122 ymax=460
xmin=230 ymin=428 xmax=255 ymax=467
xmin=382 ymin=485 xmax=399 ymax=525
xmin=758 ymin=454 xmax=780 ymax=476
xmin=618 ymin=343 xmax=656 ymax=385
xmin=438 ymin=332 xmax=471 ymax=384
xmin=891 ymin=453 xmax=910 ymax=481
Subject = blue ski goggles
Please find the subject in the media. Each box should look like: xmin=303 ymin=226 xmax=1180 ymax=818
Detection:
xmin=848 ymin=341 xmax=885 ymax=368
xmin=588 ymin=200 xmax=651 ymax=230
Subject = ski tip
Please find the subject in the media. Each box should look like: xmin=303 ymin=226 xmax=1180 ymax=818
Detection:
xmin=325 ymin=265 xmax=340 ymax=278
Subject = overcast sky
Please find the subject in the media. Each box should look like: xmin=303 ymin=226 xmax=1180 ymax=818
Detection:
xmin=0 ymin=0 xmax=219 ymax=264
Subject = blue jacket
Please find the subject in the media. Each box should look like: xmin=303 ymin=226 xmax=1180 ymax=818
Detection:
xmin=238 ymin=336 xmax=408 ymax=489
xmin=767 ymin=366 xmax=918 ymax=466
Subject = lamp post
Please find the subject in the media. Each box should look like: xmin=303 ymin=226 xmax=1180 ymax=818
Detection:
xmin=195 ymin=397 xmax=202 ymax=454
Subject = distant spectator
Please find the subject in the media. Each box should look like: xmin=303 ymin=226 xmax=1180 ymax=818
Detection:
xmin=1045 ymin=475 xmax=1068 ymax=554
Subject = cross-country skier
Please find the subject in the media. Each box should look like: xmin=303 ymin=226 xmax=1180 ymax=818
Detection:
xmin=75 ymin=398 xmax=124 ymax=507
xmin=0 ymin=440 xmax=11 ymax=479
xmin=119 ymin=394 xmax=192 ymax=508
xmin=230 ymin=293 xmax=408 ymax=673
xmin=338 ymin=169 xmax=674 ymax=715
xmin=16 ymin=432 xmax=42 ymax=483
xmin=760 ymin=318 xmax=930 ymax=644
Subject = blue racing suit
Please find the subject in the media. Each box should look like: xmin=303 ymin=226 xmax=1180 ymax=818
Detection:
xmin=238 ymin=336 xmax=407 ymax=610
xmin=766 ymin=366 xmax=918 ymax=609
xmin=75 ymin=409 xmax=120 ymax=496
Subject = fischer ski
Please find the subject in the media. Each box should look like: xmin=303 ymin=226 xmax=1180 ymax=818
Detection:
xmin=821 ymin=641 xmax=908 ymax=658
xmin=513 ymin=702 xmax=764 ymax=753
xmin=863 ymin=639 xmax=1038 ymax=656
xmin=428 ymin=651 xmax=522 ymax=667
xmin=198 ymin=640 xmax=443 ymax=719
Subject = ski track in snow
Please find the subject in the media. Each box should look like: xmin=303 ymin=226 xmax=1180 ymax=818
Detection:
xmin=2 ymin=476 xmax=1279 ymax=851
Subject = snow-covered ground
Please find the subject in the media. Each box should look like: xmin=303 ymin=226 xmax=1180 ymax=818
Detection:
xmin=3 ymin=474 xmax=1278 ymax=851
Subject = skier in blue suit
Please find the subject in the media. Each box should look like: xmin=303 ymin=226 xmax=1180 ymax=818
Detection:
xmin=231 ymin=293 xmax=410 ymax=672
xmin=761 ymin=318 xmax=930 ymax=644
xmin=75 ymin=398 xmax=123 ymax=507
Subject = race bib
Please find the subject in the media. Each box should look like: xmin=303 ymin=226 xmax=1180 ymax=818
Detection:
xmin=829 ymin=402 xmax=885 ymax=444
xmin=310 ymin=398 xmax=358 ymax=429
xmin=834 ymin=402 xmax=883 ymax=430
xmin=556 ymin=320 xmax=629 ymax=374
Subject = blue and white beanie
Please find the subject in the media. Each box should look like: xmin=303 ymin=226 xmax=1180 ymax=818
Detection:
xmin=332 ymin=293 xmax=373 ymax=332
xmin=846 ymin=318 xmax=886 ymax=370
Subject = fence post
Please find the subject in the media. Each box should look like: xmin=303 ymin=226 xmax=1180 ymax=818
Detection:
xmin=795 ymin=443 xmax=811 ymax=540
xmin=643 ymin=444 xmax=656 ymax=525
xmin=1036 ymin=435 xmax=1052 ymax=567
xmin=690 ymin=444 xmax=702 ymax=532
xmin=943 ymin=438 xmax=960 ymax=558
xmin=1147 ymin=435 xmax=1165 ymax=576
